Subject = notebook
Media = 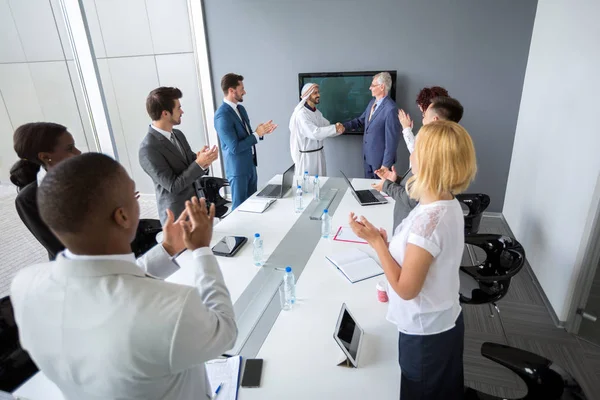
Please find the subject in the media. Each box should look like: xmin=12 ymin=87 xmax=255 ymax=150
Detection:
xmin=237 ymin=198 xmax=276 ymax=213
xmin=326 ymin=248 xmax=383 ymax=283
xmin=205 ymin=355 xmax=242 ymax=400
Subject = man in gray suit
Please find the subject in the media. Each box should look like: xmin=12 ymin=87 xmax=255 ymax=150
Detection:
xmin=11 ymin=153 xmax=236 ymax=399
xmin=139 ymin=87 xmax=219 ymax=225
xmin=372 ymin=96 xmax=464 ymax=230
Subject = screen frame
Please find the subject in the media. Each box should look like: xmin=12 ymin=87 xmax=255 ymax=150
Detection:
xmin=332 ymin=303 xmax=365 ymax=368
xmin=298 ymin=70 xmax=397 ymax=135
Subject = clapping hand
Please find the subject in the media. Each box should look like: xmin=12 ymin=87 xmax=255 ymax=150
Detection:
xmin=348 ymin=212 xmax=388 ymax=247
xmin=180 ymin=197 xmax=216 ymax=251
xmin=335 ymin=122 xmax=345 ymax=134
xmin=398 ymin=109 xmax=413 ymax=130
xmin=196 ymin=145 xmax=219 ymax=169
xmin=256 ymin=120 xmax=278 ymax=137
xmin=161 ymin=208 xmax=189 ymax=256
xmin=375 ymin=166 xmax=398 ymax=182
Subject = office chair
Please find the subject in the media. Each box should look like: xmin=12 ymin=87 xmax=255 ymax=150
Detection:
xmin=0 ymin=296 xmax=38 ymax=392
xmin=464 ymin=342 xmax=588 ymax=399
xmin=459 ymin=234 xmax=525 ymax=317
xmin=197 ymin=176 xmax=230 ymax=218
xmin=456 ymin=193 xmax=491 ymax=234
xmin=131 ymin=219 xmax=162 ymax=258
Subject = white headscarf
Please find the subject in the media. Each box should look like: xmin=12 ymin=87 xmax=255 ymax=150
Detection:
xmin=289 ymin=83 xmax=318 ymax=164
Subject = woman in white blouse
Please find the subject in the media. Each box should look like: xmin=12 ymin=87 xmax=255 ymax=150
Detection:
xmin=349 ymin=120 xmax=477 ymax=400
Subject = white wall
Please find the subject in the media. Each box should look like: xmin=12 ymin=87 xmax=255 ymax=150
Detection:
xmin=0 ymin=0 xmax=95 ymax=183
xmin=82 ymin=0 xmax=206 ymax=194
xmin=503 ymin=0 xmax=600 ymax=321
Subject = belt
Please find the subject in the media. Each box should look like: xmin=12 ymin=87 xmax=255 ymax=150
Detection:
xmin=299 ymin=146 xmax=323 ymax=154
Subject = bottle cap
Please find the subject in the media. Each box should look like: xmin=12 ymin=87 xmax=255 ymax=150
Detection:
xmin=285 ymin=266 xmax=292 ymax=273
xmin=254 ymin=233 xmax=260 ymax=238
xmin=297 ymin=185 xmax=301 ymax=189
xmin=315 ymin=175 xmax=318 ymax=178
xmin=323 ymin=209 xmax=328 ymax=213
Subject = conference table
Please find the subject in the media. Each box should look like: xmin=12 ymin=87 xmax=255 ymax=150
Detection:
xmin=12 ymin=175 xmax=401 ymax=399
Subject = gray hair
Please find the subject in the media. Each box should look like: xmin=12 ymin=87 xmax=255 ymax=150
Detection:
xmin=374 ymin=72 xmax=392 ymax=94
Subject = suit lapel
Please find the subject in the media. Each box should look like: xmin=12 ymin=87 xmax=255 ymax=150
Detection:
xmin=225 ymin=104 xmax=250 ymax=135
xmin=366 ymin=99 xmax=376 ymax=129
xmin=148 ymin=127 xmax=187 ymax=164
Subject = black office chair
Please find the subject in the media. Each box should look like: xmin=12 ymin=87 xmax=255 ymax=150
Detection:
xmin=464 ymin=342 xmax=588 ymax=399
xmin=456 ymin=193 xmax=491 ymax=234
xmin=198 ymin=176 xmax=230 ymax=218
xmin=460 ymin=234 xmax=525 ymax=316
xmin=131 ymin=219 xmax=162 ymax=258
xmin=0 ymin=296 xmax=38 ymax=392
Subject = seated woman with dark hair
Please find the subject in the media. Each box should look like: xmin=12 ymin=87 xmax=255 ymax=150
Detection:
xmin=10 ymin=122 xmax=81 ymax=260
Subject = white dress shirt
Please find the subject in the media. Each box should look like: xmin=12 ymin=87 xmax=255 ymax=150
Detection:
xmin=402 ymin=127 xmax=416 ymax=154
xmin=223 ymin=98 xmax=261 ymax=142
xmin=151 ymin=124 xmax=173 ymax=140
xmin=386 ymin=199 xmax=464 ymax=335
xmin=10 ymin=245 xmax=236 ymax=400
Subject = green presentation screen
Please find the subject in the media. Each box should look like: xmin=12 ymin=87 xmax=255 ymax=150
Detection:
xmin=298 ymin=71 xmax=397 ymax=135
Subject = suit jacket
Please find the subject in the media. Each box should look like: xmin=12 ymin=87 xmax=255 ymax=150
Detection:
xmin=139 ymin=126 xmax=207 ymax=224
xmin=344 ymin=96 xmax=401 ymax=169
xmin=10 ymin=245 xmax=237 ymax=400
xmin=214 ymin=103 xmax=259 ymax=177
xmin=15 ymin=181 xmax=64 ymax=260
xmin=383 ymin=170 xmax=418 ymax=230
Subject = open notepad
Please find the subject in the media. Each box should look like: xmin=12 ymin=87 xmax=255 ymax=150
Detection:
xmin=326 ymin=248 xmax=383 ymax=283
xmin=237 ymin=198 xmax=277 ymax=213
xmin=205 ymin=355 xmax=242 ymax=400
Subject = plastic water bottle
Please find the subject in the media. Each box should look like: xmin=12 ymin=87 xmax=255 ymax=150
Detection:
xmin=282 ymin=266 xmax=296 ymax=310
xmin=253 ymin=233 xmax=263 ymax=266
xmin=294 ymin=185 xmax=303 ymax=213
xmin=303 ymin=170 xmax=310 ymax=193
xmin=313 ymin=175 xmax=321 ymax=201
xmin=321 ymin=209 xmax=331 ymax=238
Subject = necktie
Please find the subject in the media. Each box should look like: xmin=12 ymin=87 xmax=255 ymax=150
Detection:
xmin=369 ymin=102 xmax=377 ymax=122
xmin=170 ymin=133 xmax=185 ymax=159
xmin=237 ymin=105 xmax=258 ymax=166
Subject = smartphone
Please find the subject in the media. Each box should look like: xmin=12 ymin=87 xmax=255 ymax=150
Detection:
xmin=211 ymin=236 xmax=247 ymax=257
xmin=241 ymin=358 xmax=263 ymax=388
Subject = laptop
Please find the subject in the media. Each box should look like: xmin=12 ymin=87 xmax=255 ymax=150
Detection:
xmin=256 ymin=164 xmax=295 ymax=198
xmin=340 ymin=170 xmax=387 ymax=206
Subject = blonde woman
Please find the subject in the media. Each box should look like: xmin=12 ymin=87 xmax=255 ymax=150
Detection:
xmin=349 ymin=120 xmax=477 ymax=400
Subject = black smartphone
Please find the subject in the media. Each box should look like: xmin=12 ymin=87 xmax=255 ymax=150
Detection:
xmin=211 ymin=236 xmax=247 ymax=257
xmin=241 ymin=358 xmax=263 ymax=388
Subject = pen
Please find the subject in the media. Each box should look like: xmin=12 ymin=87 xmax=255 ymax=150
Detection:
xmin=212 ymin=382 xmax=223 ymax=400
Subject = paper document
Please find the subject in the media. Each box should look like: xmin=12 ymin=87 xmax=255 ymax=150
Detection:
xmin=238 ymin=198 xmax=276 ymax=213
xmin=205 ymin=355 xmax=242 ymax=400
xmin=326 ymin=248 xmax=383 ymax=283
xmin=332 ymin=226 xmax=368 ymax=244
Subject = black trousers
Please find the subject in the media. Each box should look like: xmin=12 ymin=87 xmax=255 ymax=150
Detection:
xmin=398 ymin=312 xmax=464 ymax=400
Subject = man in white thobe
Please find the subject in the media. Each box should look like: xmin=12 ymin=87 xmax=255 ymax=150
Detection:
xmin=289 ymin=83 xmax=345 ymax=176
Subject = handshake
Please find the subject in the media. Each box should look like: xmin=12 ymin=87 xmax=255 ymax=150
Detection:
xmin=335 ymin=122 xmax=345 ymax=134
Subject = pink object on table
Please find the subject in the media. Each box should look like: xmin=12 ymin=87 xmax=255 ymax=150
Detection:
xmin=376 ymin=281 xmax=389 ymax=303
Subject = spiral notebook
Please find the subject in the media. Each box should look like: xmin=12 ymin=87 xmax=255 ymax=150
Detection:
xmin=205 ymin=355 xmax=242 ymax=400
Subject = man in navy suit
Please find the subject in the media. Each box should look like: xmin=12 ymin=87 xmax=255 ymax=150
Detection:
xmin=214 ymin=73 xmax=277 ymax=210
xmin=343 ymin=72 xmax=401 ymax=179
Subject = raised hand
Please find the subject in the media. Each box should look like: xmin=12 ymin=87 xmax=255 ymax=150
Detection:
xmin=181 ymin=197 xmax=216 ymax=251
xmin=256 ymin=120 xmax=278 ymax=137
xmin=196 ymin=145 xmax=219 ymax=168
xmin=335 ymin=122 xmax=345 ymax=134
xmin=161 ymin=208 xmax=188 ymax=256
xmin=375 ymin=166 xmax=397 ymax=182
xmin=398 ymin=109 xmax=413 ymax=130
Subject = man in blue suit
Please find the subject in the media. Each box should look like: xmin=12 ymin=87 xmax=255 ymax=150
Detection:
xmin=214 ymin=73 xmax=277 ymax=210
xmin=343 ymin=72 xmax=401 ymax=179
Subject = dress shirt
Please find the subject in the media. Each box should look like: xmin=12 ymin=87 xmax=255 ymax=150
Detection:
xmin=10 ymin=245 xmax=235 ymax=400
xmin=223 ymin=99 xmax=261 ymax=142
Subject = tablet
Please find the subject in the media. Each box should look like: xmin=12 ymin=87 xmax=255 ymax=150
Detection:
xmin=333 ymin=303 xmax=364 ymax=368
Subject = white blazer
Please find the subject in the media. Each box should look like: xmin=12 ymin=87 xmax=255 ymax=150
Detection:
xmin=10 ymin=245 xmax=237 ymax=400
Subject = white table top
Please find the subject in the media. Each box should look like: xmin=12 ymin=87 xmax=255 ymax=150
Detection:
xmin=238 ymin=178 xmax=401 ymax=400
xmin=14 ymin=176 xmax=401 ymax=400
